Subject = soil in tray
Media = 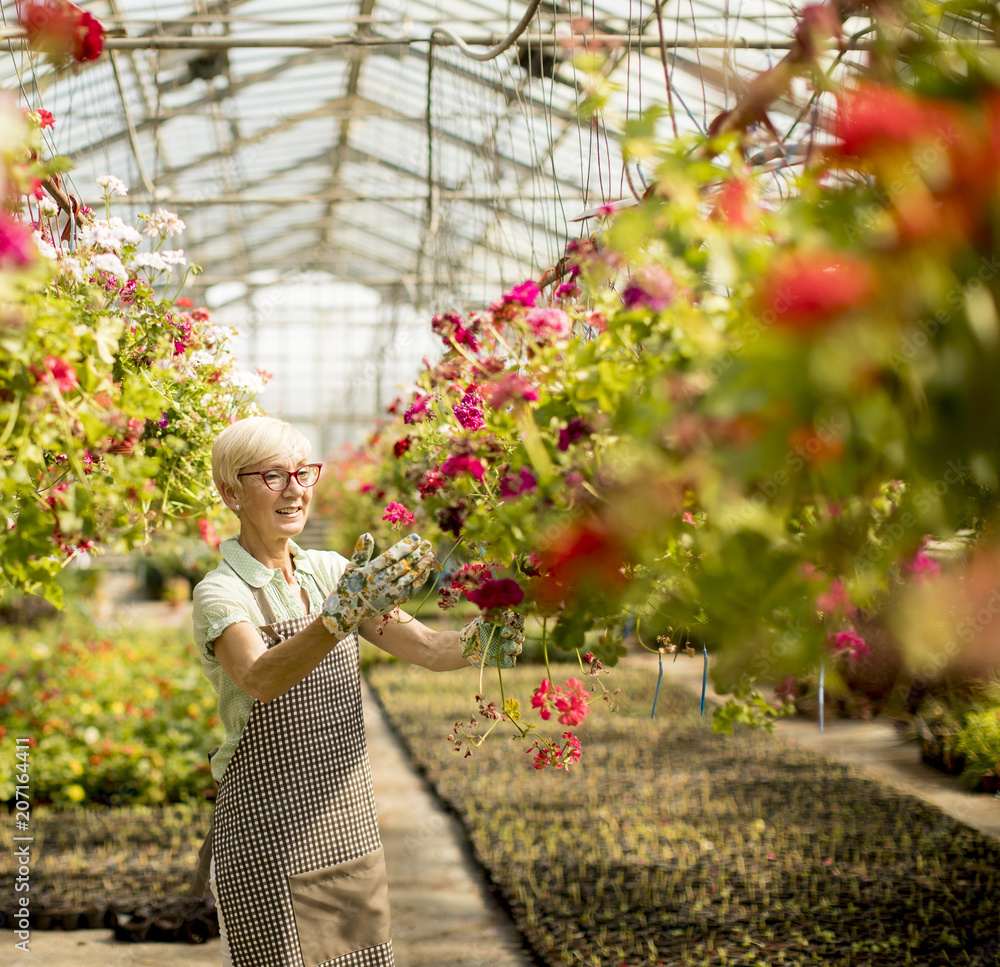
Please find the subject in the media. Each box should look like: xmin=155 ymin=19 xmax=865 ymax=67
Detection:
xmin=0 ymin=802 xmax=214 ymax=934
xmin=367 ymin=663 xmax=1000 ymax=967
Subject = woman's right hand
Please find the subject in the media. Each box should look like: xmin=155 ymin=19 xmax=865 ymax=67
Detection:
xmin=321 ymin=533 xmax=435 ymax=640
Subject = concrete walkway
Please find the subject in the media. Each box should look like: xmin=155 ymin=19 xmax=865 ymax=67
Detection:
xmin=7 ymin=611 xmax=534 ymax=966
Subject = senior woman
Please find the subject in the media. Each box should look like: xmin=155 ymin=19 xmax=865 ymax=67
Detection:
xmin=191 ymin=416 xmax=522 ymax=967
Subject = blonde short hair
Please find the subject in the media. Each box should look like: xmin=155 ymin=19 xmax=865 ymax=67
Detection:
xmin=212 ymin=417 xmax=312 ymax=496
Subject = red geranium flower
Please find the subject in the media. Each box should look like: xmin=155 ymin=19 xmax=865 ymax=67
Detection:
xmin=417 ymin=469 xmax=446 ymax=498
xmin=466 ymin=577 xmax=524 ymax=610
xmin=21 ymin=0 xmax=105 ymax=64
xmin=711 ymin=178 xmax=757 ymax=229
xmin=834 ymin=84 xmax=962 ymax=159
xmin=536 ymin=519 xmax=630 ymax=608
xmin=35 ymin=108 xmax=55 ymax=129
xmin=758 ymin=250 xmax=875 ymax=332
xmin=34 ymin=356 xmax=78 ymax=393
xmin=440 ymin=454 xmax=486 ymax=482
xmin=197 ymin=518 xmax=221 ymax=549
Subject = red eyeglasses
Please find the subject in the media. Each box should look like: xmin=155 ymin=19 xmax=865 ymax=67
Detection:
xmin=237 ymin=464 xmax=322 ymax=492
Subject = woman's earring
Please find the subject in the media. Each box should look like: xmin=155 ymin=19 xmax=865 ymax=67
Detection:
xmin=235 ymin=503 xmax=240 ymax=510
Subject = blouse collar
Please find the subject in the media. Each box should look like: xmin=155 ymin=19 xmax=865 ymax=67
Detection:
xmin=220 ymin=537 xmax=314 ymax=589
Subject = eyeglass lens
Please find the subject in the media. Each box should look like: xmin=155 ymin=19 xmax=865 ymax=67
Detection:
xmin=262 ymin=466 xmax=320 ymax=490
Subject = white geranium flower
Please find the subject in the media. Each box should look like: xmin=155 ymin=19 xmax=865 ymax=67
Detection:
xmin=96 ymin=174 xmax=128 ymax=196
xmin=201 ymin=324 xmax=235 ymax=350
xmin=104 ymin=216 xmax=143 ymax=248
xmin=143 ymin=208 xmax=186 ymax=238
xmin=38 ymin=197 xmax=58 ymax=218
xmin=188 ymin=349 xmax=215 ymax=367
xmin=221 ymin=370 xmax=265 ymax=395
xmin=90 ymin=252 xmax=128 ymax=282
xmin=57 ymin=254 xmax=83 ymax=283
xmin=132 ymin=252 xmax=171 ymax=273
xmin=31 ymin=230 xmax=57 ymax=260
xmin=160 ymin=249 xmax=187 ymax=266
xmin=80 ymin=224 xmax=121 ymax=253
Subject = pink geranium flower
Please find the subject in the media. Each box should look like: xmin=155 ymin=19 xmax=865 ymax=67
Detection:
xmin=827 ymin=629 xmax=869 ymax=662
xmin=525 ymin=307 xmax=573 ymax=341
xmin=197 ymin=518 xmax=221 ymax=549
xmin=499 ymin=467 xmax=537 ymax=498
xmin=382 ymin=501 xmax=415 ymax=525
xmin=553 ymin=678 xmax=590 ymax=726
xmin=35 ymin=356 xmax=78 ymax=393
xmin=531 ymin=677 xmax=590 ymax=725
xmin=440 ymin=454 xmax=486 ymax=481
xmin=528 ymin=731 xmax=583 ymax=770
xmin=403 ymin=393 xmax=433 ymax=424
xmin=816 ymin=579 xmax=852 ymax=616
xmin=487 ymin=374 xmax=540 ymax=408
xmin=0 ymin=215 xmax=36 ymax=267
xmin=906 ymin=550 xmax=941 ymax=582
xmin=621 ymin=264 xmax=676 ymax=312
xmin=501 ymin=280 xmax=540 ymax=308
xmin=453 ymin=391 xmax=486 ymax=432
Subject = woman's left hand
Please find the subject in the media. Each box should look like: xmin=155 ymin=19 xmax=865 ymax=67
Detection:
xmin=459 ymin=610 xmax=525 ymax=668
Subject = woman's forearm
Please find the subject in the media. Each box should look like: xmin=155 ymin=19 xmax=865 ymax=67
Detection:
xmin=359 ymin=612 xmax=468 ymax=671
xmin=423 ymin=629 xmax=471 ymax=671
xmin=242 ymin=618 xmax=343 ymax=702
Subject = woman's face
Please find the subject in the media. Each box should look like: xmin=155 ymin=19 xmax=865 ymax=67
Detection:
xmin=236 ymin=451 xmax=313 ymax=543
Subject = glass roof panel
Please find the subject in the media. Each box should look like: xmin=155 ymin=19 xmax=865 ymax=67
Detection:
xmin=2 ymin=0 xmax=868 ymax=447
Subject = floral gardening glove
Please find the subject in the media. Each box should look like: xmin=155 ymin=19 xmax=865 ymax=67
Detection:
xmin=322 ymin=533 xmax=435 ymax=640
xmin=459 ymin=610 xmax=525 ymax=668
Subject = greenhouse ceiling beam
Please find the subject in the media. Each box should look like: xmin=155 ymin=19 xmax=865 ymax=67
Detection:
xmin=404 ymin=44 xmax=576 ymax=127
xmin=247 ymin=219 xmax=459 ymax=279
xmin=326 ymin=145 xmax=584 ymax=234
xmin=328 ymin=128 xmax=586 ymax=199
xmin=244 ymin=213 xmax=428 ymax=266
xmin=153 ymin=121 xmax=583 ymax=243
xmin=177 ymin=178 xmax=576 ymax=262
xmin=147 ymin=94 xmax=377 ymax=184
xmin=62 ymin=47 xmax=350 ymax=162
xmin=0 ymin=27 xmax=870 ymax=50
xmin=169 ymin=136 xmax=573 ymax=255
xmin=81 ymin=192 xmax=589 ymax=205
xmin=60 ymin=42 xmax=577 ymax=164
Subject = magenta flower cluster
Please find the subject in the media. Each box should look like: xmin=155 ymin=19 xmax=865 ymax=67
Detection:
xmin=453 ymin=391 xmax=486 ymax=431
xmin=531 ymin=677 xmax=591 ymax=726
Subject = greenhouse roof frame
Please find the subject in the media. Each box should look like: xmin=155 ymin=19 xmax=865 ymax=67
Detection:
xmin=2 ymin=0 xmax=839 ymax=313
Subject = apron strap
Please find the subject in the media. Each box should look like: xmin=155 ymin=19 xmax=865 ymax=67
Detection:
xmin=251 ymin=585 xmax=279 ymax=639
xmin=251 ymin=555 xmax=333 ymax=634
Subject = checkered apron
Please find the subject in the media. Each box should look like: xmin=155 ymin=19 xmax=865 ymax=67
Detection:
xmin=212 ymin=588 xmax=394 ymax=967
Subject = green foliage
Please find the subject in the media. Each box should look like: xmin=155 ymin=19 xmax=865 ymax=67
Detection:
xmin=954 ymin=706 xmax=1000 ymax=788
xmin=0 ymin=616 xmax=221 ymax=804
xmin=0 ymin=106 xmax=263 ymax=605
xmin=318 ymin=2 xmax=1000 ymax=735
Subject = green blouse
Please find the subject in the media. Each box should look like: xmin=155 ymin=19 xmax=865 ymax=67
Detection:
xmin=192 ymin=537 xmax=350 ymax=782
